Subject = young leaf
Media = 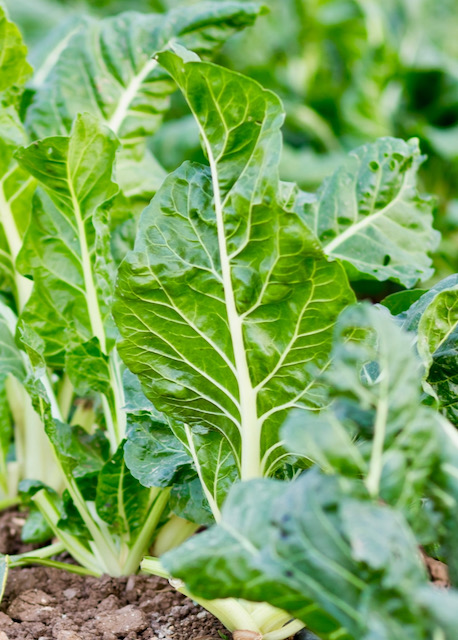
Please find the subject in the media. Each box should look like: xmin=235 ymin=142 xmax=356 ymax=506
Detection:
xmin=402 ymin=275 xmax=458 ymax=426
xmin=114 ymin=50 xmax=355 ymax=499
xmin=303 ymin=138 xmax=440 ymax=287
xmin=95 ymin=441 xmax=158 ymax=539
xmin=16 ymin=112 xmax=118 ymax=367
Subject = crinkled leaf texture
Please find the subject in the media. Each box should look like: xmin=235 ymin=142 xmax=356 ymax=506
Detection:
xmin=283 ymin=304 xmax=458 ymax=551
xmin=303 ymin=138 xmax=440 ymax=287
xmin=163 ymin=471 xmax=458 ymax=640
xmin=402 ymin=275 xmax=458 ymax=427
xmin=114 ymin=49 xmax=355 ymax=513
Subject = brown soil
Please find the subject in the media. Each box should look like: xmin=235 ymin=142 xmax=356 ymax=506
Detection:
xmin=0 ymin=509 xmax=230 ymax=640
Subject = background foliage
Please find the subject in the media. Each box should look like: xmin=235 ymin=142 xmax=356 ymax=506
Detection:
xmin=6 ymin=0 xmax=458 ymax=284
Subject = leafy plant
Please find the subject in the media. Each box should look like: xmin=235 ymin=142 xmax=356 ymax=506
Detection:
xmin=0 ymin=4 xmax=61 ymax=506
xmin=0 ymin=0 xmax=261 ymax=576
xmin=159 ymin=305 xmax=458 ymax=639
xmin=114 ymin=46 xmax=443 ymax=638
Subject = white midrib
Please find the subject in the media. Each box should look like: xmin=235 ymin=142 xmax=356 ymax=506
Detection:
xmin=108 ymin=58 xmax=158 ymax=135
xmin=204 ymin=142 xmax=261 ymax=482
xmin=67 ymin=173 xmax=107 ymax=353
xmin=0 ymin=175 xmax=33 ymax=311
xmin=324 ymin=172 xmax=408 ymax=254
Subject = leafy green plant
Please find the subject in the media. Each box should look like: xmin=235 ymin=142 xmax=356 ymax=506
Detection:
xmin=158 ymin=304 xmax=458 ymax=639
xmin=0 ymin=0 xmax=262 ymax=576
xmin=0 ymin=4 xmax=61 ymax=506
xmin=113 ymin=46 xmax=443 ymax=638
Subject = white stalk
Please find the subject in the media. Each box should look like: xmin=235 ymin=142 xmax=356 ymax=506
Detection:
xmin=108 ymin=59 xmax=158 ymax=135
xmin=202 ymin=140 xmax=261 ymax=481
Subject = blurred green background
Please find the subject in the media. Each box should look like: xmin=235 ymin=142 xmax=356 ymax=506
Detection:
xmin=7 ymin=0 xmax=458 ymax=279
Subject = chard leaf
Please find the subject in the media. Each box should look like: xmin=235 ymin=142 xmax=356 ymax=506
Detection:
xmin=124 ymin=413 xmax=193 ymax=489
xmin=380 ymin=289 xmax=427 ymax=316
xmin=0 ymin=5 xmax=32 ymax=96
xmin=115 ymin=50 xmax=355 ymax=503
xmin=95 ymin=441 xmax=156 ymax=538
xmin=304 ymin=138 xmax=440 ymax=287
xmin=16 ymin=112 xmax=118 ymax=367
xmin=402 ymin=275 xmax=458 ymax=426
xmin=25 ymin=3 xmax=263 ymax=258
xmin=0 ymin=8 xmax=34 ymax=310
xmin=0 ymin=109 xmax=34 ymax=309
xmin=284 ymin=304 xmax=455 ymax=543
xmin=163 ymin=471 xmax=455 ymax=640
xmin=26 ymin=2 xmax=262 ymax=144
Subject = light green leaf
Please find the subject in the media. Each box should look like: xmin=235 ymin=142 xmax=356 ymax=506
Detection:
xmin=95 ymin=441 xmax=156 ymax=538
xmin=0 ymin=7 xmax=34 ymax=310
xmin=16 ymin=112 xmax=118 ymax=367
xmin=114 ymin=50 xmax=355 ymax=502
xmin=403 ymin=275 xmax=458 ymax=426
xmin=26 ymin=3 xmax=263 ymax=144
xmin=304 ymin=138 xmax=440 ymax=287
xmin=0 ymin=4 xmax=32 ymax=94
xmin=163 ymin=471 xmax=453 ymax=640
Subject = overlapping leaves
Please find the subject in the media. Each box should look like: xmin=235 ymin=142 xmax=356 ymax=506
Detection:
xmin=115 ymin=49 xmax=355 ymax=513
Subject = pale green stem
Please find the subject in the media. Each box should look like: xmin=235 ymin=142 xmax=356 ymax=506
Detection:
xmin=141 ymin=558 xmax=303 ymax=639
xmin=366 ymin=367 xmax=390 ymax=498
xmin=33 ymin=490 xmax=104 ymax=575
xmin=122 ymin=488 xmax=171 ymax=575
xmin=152 ymin=514 xmax=199 ymax=556
xmin=57 ymin=373 xmax=74 ymax=422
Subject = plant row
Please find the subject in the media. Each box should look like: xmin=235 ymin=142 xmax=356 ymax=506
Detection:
xmin=0 ymin=3 xmax=457 ymax=639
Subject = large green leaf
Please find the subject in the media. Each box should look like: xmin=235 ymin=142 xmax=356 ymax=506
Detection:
xmin=114 ymin=50 xmax=355 ymax=508
xmin=163 ymin=471 xmax=458 ymax=640
xmin=16 ymin=112 xmax=118 ymax=367
xmin=402 ymin=275 xmax=458 ymax=427
xmin=26 ymin=2 xmax=262 ymax=144
xmin=303 ymin=138 xmax=440 ymax=287
xmin=24 ymin=3 xmax=263 ymax=261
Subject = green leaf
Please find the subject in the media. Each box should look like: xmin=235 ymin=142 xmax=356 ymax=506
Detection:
xmin=0 ymin=4 xmax=32 ymax=95
xmin=123 ymin=413 xmax=192 ymax=489
xmin=26 ymin=3 xmax=263 ymax=144
xmin=0 ymin=108 xmax=34 ymax=310
xmin=0 ymin=7 xmax=34 ymax=310
xmin=284 ymin=304 xmax=456 ymax=544
xmin=164 ymin=471 xmax=455 ymax=640
xmin=95 ymin=440 xmax=156 ymax=538
xmin=403 ymin=275 xmax=458 ymax=426
xmin=303 ymin=138 xmax=440 ymax=287
xmin=16 ymin=112 xmax=118 ymax=367
xmin=114 ymin=50 xmax=355 ymax=502
xmin=380 ymin=289 xmax=427 ymax=316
